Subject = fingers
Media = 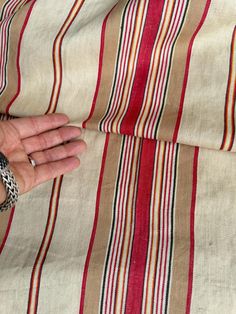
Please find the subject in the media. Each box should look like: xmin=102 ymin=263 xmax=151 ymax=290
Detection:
xmin=34 ymin=157 xmax=80 ymax=186
xmin=29 ymin=140 xmax=87 ymax=165
xmin=8 ymin=139 xmax=86 ymax=195
xmin=9 ymin=113 xmax=69 ymax=139
xmin=22 ymin=126 xmax=82 ymax=154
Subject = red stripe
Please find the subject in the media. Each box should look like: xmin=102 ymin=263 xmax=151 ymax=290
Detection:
xmin=120 ymin=0 xmax=165 ymax=136
xmin=228 ymin=27 xmax=236 ymax=151
xmin=1 ymin=0 xmax=20 ymax=20
xmin=79 ymin=133 xmax=110 ymax=314
xmin=5 ymin=0 xmax=19 ymax=18
xmin=5 ymin=0 xmax=36 ymax=114
xmin=142 ymin=142 xmax=161 ymax=312
xmin=0 ymin=207 xmax=15 ymax=255
xmin=124 ymin=139 xmax=156 ymax=313
xmin=172 ymin=0 xmax=211 ymax=143
xmin=185 ymin=147 xmax=199 ymax=314
xmin=82 ymin=5 xmax=116 ymax=128
xmin=112 ymin=0 xmax=146 ymax=134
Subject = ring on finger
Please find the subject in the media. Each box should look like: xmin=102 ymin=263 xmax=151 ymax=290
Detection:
xmin=28 ymin=155 xmax=36 ymax=167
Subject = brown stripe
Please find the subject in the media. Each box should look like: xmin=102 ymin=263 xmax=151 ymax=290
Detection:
xmin=158 ymin=0 xmax=208 ymax=141
xmin=168 ymin=144 xmax=195 ymax=314
xmin=83 ymin=133 xmax=122 ymax=314
xmin=221 ymin=26 xmax=236 ymax=151
xmin=0 ymin=2 xmax=30 ymax=112
xmin=0 ymin=0 xmax=8 ymax=11
xmin=86 ymin=0 xmax=128 ymax=130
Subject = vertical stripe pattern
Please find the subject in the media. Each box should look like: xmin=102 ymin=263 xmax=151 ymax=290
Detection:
xmin=172 ymin=0 xmax=211 ymax=142
xmin=99 ymin=0 xmax=148 ymax=133
xmin=0 ymin=0 xmax=35 ymax=114
xmin=0 ymin=0 xmax=234 ymax=313
xmin=100 ymin=135 xmax=142 ymax=313
xmin=94 ymin=137 xmax=190 ymax=314
xmin=0 ymin=0 xmax=27 ymax=94
xmin=46 ymin=0 xmax=85 ymax=114
xmin=28 ymin=2 xmax=86 ymax=313
xmin=79 ymin=133 xmax=110 ymax=313
xmin=97 ymin=0 xmax=191 ymax=139
xmin=134 ymin=0 xmax=189 ymax=140
xmin=27 ymin=177 xmax=63 ymax=314
xmin=185 ymin=147 xmax=199 ymax=314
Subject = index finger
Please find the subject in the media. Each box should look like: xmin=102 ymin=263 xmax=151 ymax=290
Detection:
xmin=9 ymin=113 xmax=70 ymax=139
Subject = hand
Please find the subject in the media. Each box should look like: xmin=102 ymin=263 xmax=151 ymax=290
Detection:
xmin=0 ymin=113 xmax=87 ymax=204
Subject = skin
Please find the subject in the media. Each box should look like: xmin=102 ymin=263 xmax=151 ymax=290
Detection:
xmin=0 ymin=113 xmax=87 ymax=204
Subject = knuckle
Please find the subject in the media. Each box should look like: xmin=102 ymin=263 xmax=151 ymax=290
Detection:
xmin=39 ymin=134 xmax=49 ymax=150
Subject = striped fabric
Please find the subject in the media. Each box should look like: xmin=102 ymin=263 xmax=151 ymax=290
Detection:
xmin=0 ymin=0 xmax=235 ymax=313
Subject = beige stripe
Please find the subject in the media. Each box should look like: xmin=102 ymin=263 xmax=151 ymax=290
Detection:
xmin=83 ymin=133 xmax=122 ymax=314
xmin=158 ymin=0 xmax=207 ymax=141
xmin=56 ymin=1 xmax=118 ymax=125
xmin=0 ymin=210 xmax=11 ymax=249
xmin=168 ymin=144 xmax=194 ymax=314
xmin=191 ymin=148 xmax=236 ymax=313
xmin=0 ymin=2 xmax=30 ymax=112
xmin=8 ymin=0 xmax=77 ymax=116
xmin=86 ymin=0 xmax=127 ymax=130
xmin=178 ymin=0 xmax=236 ymax=151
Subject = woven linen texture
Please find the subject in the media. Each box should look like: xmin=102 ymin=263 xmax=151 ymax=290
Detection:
xmin=0 ymin=0 xmax=235 ymax=313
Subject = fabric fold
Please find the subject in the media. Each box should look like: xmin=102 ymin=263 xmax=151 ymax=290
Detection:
xmin=0 ymin=1 xmax=236 ymax=313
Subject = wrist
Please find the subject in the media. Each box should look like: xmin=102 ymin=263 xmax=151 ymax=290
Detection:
xmin=0 ymin=180 xmax=7 ymax=204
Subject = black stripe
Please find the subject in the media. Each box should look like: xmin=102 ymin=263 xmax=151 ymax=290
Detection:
xmin=0 ymin=0 xmax=12 ymax=20
xmin=122 ymin=137 xmax=143 ymax=310
xmin=151 ymin=141 xmax=167 ymax=313
xmin=99 ymin=135 xmax=127 ymax=313
xmin=154 ymin=0 xmax=190 ymax=137
xmin=0 ymin=1 xmax=29 ymax=95
xmin=0 ymin=12 xmax=13 ymax=95
xmin=98 ymin=0 xmax=133 ymax=132
xmin=164 ymin=143 xmax=179 ymax=313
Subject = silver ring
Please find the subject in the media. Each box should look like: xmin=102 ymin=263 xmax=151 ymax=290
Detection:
xmin=28 ymin=156 xmax=36 ymax=167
